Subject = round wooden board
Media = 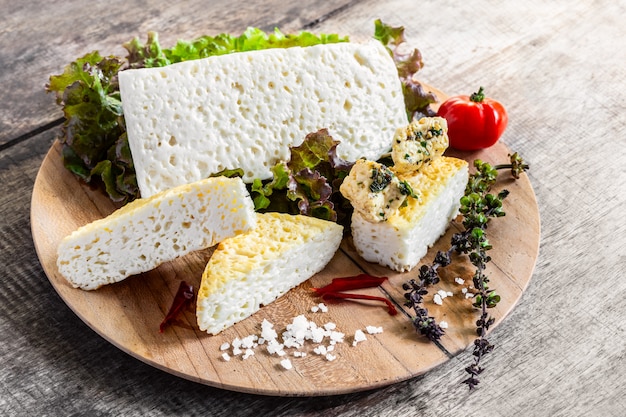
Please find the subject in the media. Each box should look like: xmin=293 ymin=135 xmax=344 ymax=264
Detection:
xmin=30 ymin=86 xmax=540 ymax=396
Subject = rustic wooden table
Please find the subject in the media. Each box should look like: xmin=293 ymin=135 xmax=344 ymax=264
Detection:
xmin=1 ymin=1 xmax=625 ymax=416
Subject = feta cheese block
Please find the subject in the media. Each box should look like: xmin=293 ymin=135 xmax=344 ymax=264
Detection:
xmin=196 ymin=212 xmax=343 ymax=335
xmin=56 ymin=177 xmax=256 ymax=290
xmin=118 ymin=40 xmax=407 ymax=198
xmin=350 ymin=156 xmax=469 ymax=272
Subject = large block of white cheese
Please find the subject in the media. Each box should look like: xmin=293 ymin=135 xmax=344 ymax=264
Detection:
xmin=118 ymin=41 xmax=407 ymax=198
xmin=57 ymin=177 xmax=256 ymax=290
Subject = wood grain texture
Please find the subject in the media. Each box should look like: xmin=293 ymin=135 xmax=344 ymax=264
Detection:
xmin=0 ymin=0 xmax=357 ymax=146
xmin=2 ymin=0 xmax=626 ymax=415
xmin=30 ymin=121 xmax=539 ymax=395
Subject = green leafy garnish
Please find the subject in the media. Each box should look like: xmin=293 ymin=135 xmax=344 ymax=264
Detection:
xmin=402 ymin=153 xmax=529 ymax=390
xmin=124 ymin=28 xmax=348 ymax=69
xmin=46 ymin=52 xmax=137 ymax=203
xmin=250 ymin=129 xmax=353 ymax=224
xmin=374 ymin=19 xmax=438 ymax=120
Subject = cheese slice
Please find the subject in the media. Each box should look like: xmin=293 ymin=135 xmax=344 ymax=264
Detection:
xmin=391 ymin=116 xmax=449 ymax=174
xmin=196 ymin=212 xmax=343 ymax=335
xmin=339 ymin=159 xmax=409 ymax=223
xmin=118 ymin=40 xmax=407 ymax=198
xmin=350 ymin=156 xmax=468 ymax=272
xmin=56 ymin=177 xmax=256 ymax=290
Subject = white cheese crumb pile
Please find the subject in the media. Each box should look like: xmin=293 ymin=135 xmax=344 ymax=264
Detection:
xmin=218 ymin=313 xmax=384 ymax=370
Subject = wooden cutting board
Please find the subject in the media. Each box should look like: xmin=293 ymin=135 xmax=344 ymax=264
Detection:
xmin=30 ymin=86 xmax=540 ymax=396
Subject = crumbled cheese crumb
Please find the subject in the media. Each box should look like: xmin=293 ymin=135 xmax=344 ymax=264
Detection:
xmin=439 ymin=321 xmax=449 ymax=329
xmin=433 ymin=293 xmax=443 ymax=305
xmin=311 ymin=305 xmax=319 ymax=313
xmin=366 ymin=326 xmax=383 ymax=334
xmin=261 ymin=319 xmax=278 ymax=341
xmin=314 ymin=345 xmax=328 ymax=355
xmin=241 ymin=335 xmax=258 ymax=349
xmin=318 ymin=303 xmax=328 ymax=313
xmin=219 ymin=342 xmax=230 ymax=351
xmin=352 ymin=329 xmax=367 ymax=346
xmin=455 ymin=277 xmax=465 ymax=285
xmin=324 ymin=322 xmax=337 ymax=331
xmin=221 ymin=352 xmax=231 ymax=362
xmin=329 ymin=331 xmax=345 ymax=344
xmin=280 ymin=359 xmax=293 ymax=370
xmin=242 ymin=348 xmax=255 ymax=360
xmin=325 ymin=353 xmax=337 ymax=361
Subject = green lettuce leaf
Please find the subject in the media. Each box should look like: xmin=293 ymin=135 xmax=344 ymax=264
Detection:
xmin=124 ymin=27 xmax=349 ymax=68
xmin=46 ymin=51 xmax=136 ymax=203
xmin=250 ymin=129 xmax=353 ymax=224
xmin=374 ymin=19 xmax=437 ymax=118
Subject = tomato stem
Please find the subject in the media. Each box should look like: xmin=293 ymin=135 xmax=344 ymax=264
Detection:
xmin=470 ymin=86 xmax=485 ymax=103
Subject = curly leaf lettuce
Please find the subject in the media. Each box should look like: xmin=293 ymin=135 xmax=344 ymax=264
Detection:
xmin=374 ymin=19 xmax=437 ymax=119
xmin=250 ymin=129 xmax=353 ymax=224
xmin=124 ymin=28 xmax=348 ymax=69
xmin=47 ymin=52 xmax=137 ymax=203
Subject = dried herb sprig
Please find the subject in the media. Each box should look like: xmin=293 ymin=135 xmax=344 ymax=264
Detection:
xmin=401 ymin=152 xmax=528 ymax=388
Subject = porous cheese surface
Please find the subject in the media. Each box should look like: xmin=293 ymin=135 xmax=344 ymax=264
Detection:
xmin=56 ymin=177 xmax=256 ymax=290
xmin=391 ymin=117 xmax=449 ymax=174
xmin=351 ymin=156 xmax=468 ymax=272
xmin=118 ymin=40 xmax=407 ymax=197
xmin=196 ymin=212 xmax=343 ymax=335
xmin=339 ymin=159 xmax=408 ymax=223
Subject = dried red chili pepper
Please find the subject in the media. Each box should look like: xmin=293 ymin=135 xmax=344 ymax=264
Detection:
xmin=159 ymin=281 xmax=194 ymax=333
xmin=321 ymin=291 xmax=398 ymax=316
xmin=312 ymin=274 xmax=388 ymax=295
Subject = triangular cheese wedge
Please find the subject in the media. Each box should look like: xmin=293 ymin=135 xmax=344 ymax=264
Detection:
xmin=350 ymin=156 xmax=468 ymax=272
xmin=197 ymin=212 xmax=343 ymax=335
xmin=57 ymin=177 xmax=256 ymax=290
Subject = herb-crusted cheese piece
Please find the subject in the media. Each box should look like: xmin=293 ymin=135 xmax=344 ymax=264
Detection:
xmin=392 ymin=117 xmax=449 ymax=174
xmin=119 ymin=40 xmax=407 ymax=198
xmin=196 ymin=212 xmax=343 ymax=335
xmin=339 ymin=159 xmax=411 ymax=222
xmin=56 ymin=177 xmax=256 ymax=290
xmin=350 ymin=156 xmax=468 ymax=272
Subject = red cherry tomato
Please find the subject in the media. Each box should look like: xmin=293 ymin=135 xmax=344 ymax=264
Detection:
xmin=437 ymin=87 xmax=508 ymax=151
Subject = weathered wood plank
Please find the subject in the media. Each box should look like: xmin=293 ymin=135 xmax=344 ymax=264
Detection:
xmin=3 ymin=0 xmax=626 ymax=415
xmin=0 ymin=0 xmax=359 ymax=146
